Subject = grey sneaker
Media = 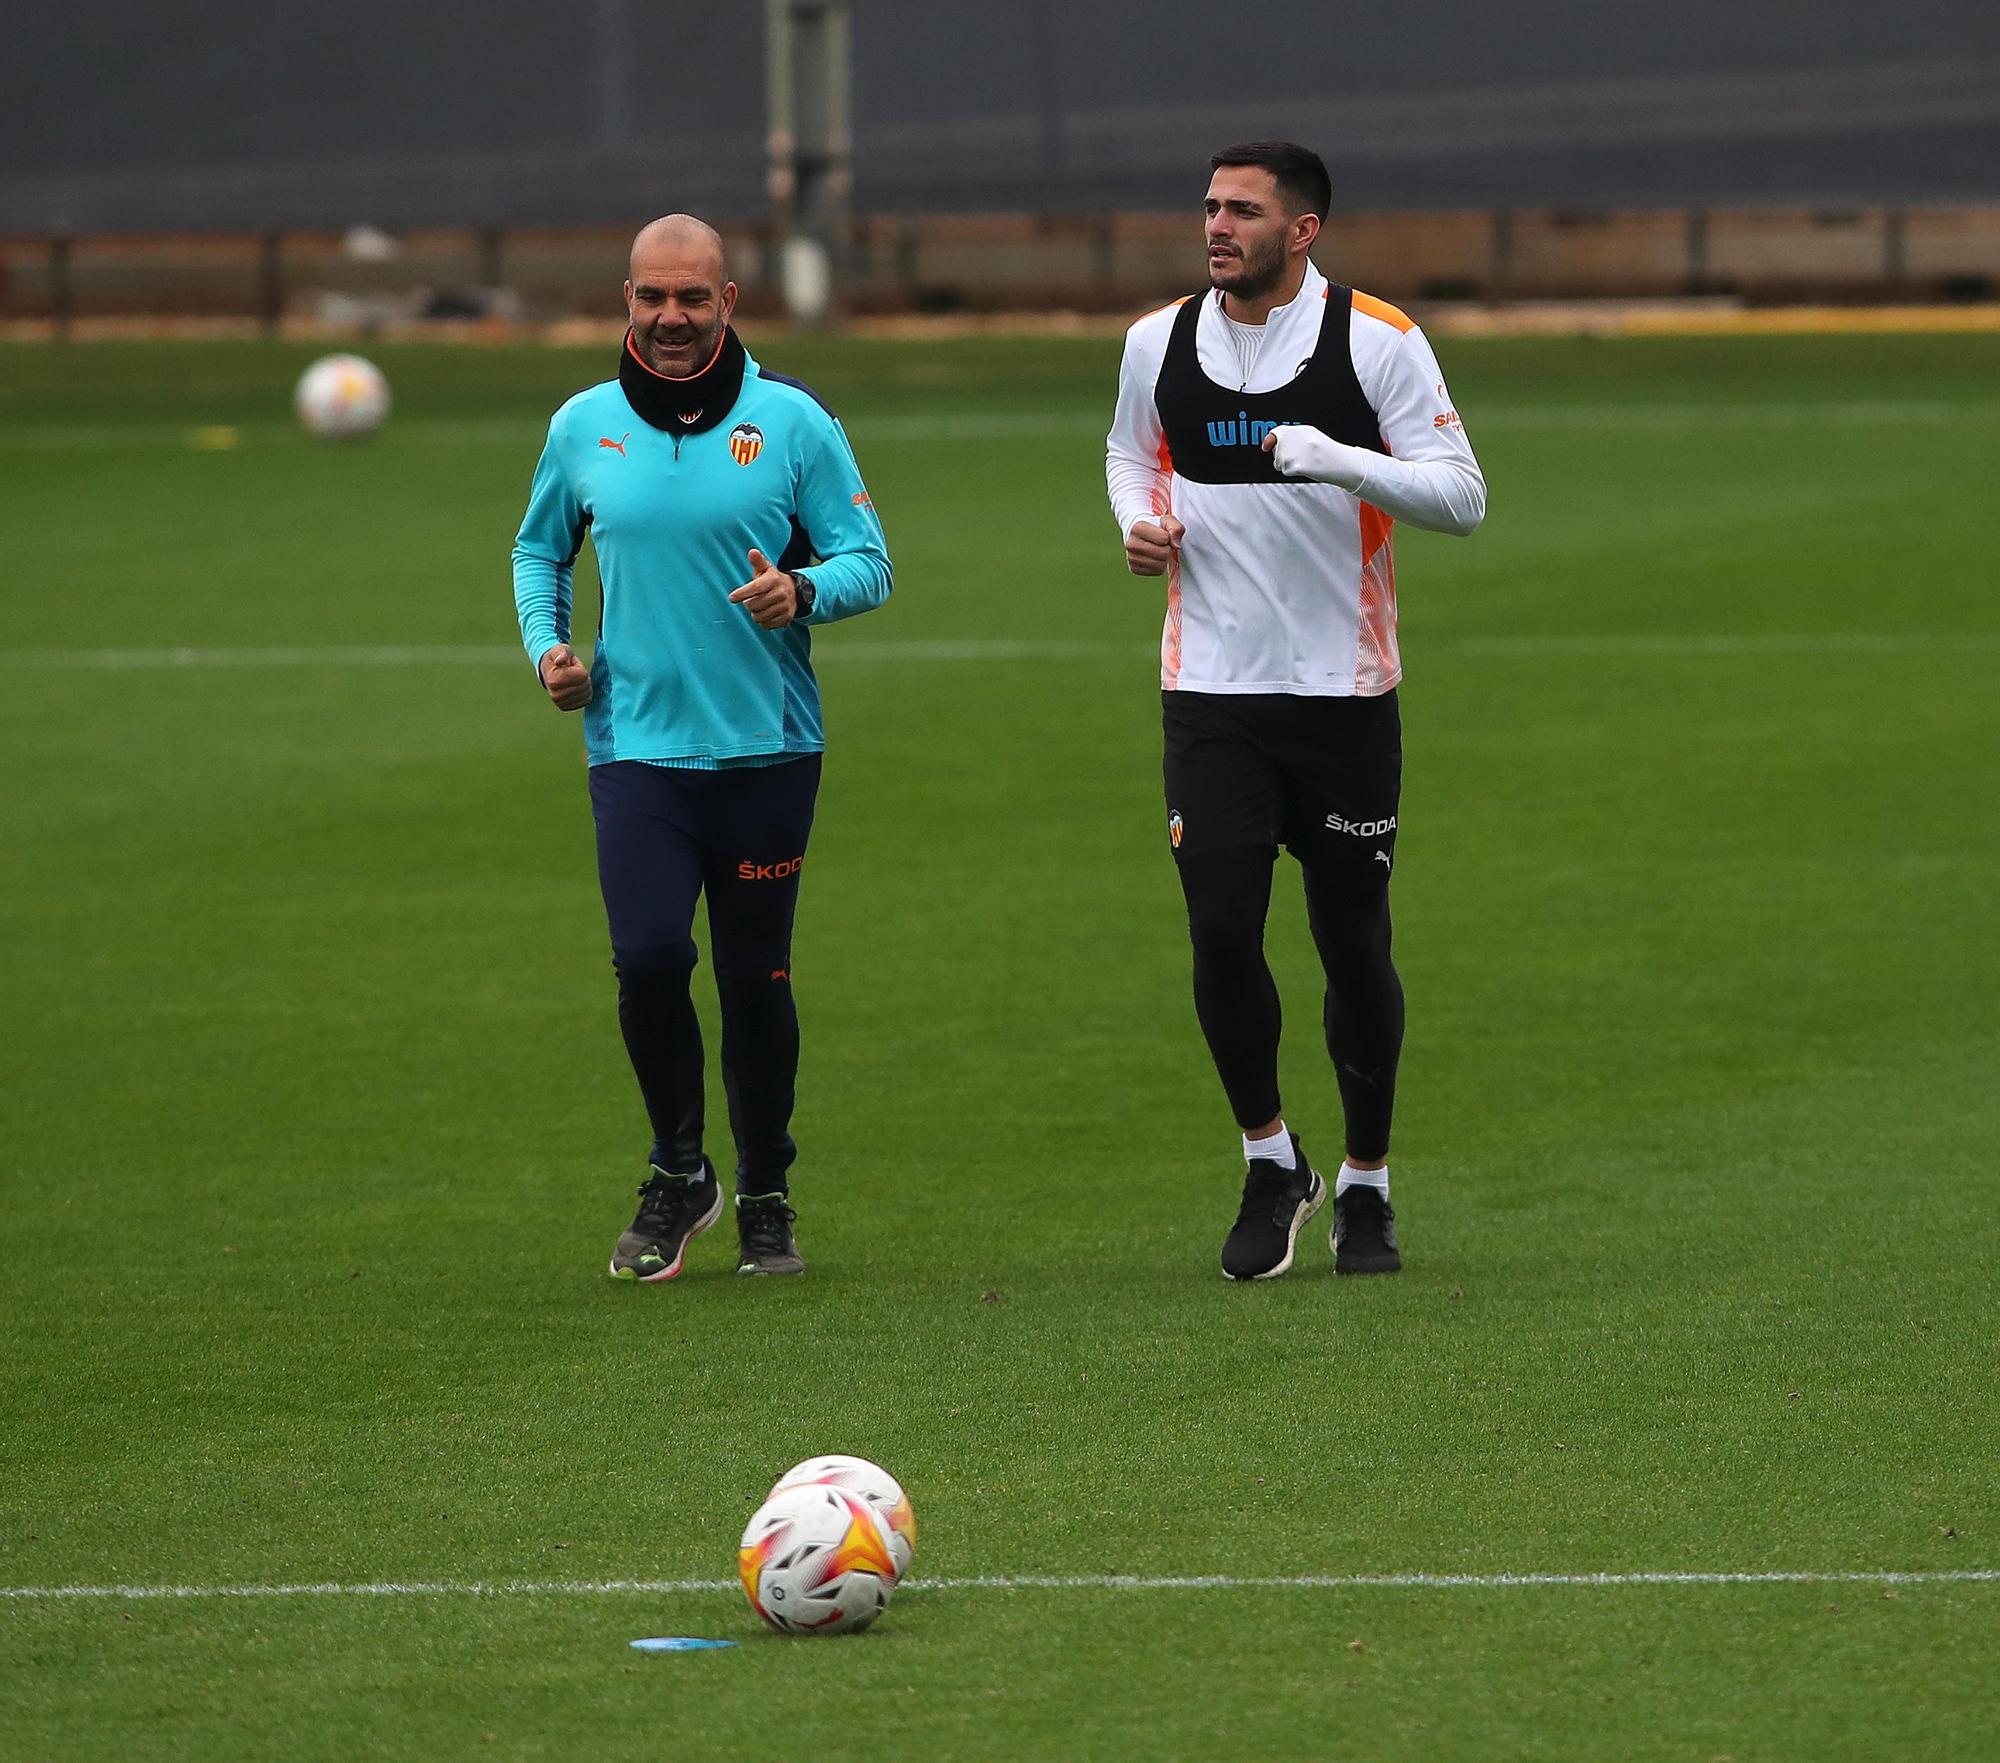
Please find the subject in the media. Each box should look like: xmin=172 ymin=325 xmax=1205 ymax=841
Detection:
xmin=610 ymin=1162 xmax=723 ymax=1282
xmin=736 ymin=1194 xmax=805 ymax=1276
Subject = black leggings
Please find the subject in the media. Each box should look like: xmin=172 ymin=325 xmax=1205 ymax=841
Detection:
xmin=1176 ymin=849 xmax=1404 ymax=1162
xmin=1163 ymin=689 xmax=1406 ymax=1162
xmin=588 ymin=756 xmax=820 ymax=1194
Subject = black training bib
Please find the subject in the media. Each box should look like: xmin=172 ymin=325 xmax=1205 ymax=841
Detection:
xmin=1153 ymin=286 xmax=1385 ymax=486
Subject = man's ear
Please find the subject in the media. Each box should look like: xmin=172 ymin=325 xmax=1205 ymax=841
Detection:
xmin=721 ymin=279 xmax=740 ymax=322
xmin=622 ymin=278 xmax=635 ymax=315
xmin=1293 ymin=214 xmax=1322 ymax=255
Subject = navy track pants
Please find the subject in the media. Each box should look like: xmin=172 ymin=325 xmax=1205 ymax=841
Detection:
xmin=588 ymin=756 xmax=821 ymax=1195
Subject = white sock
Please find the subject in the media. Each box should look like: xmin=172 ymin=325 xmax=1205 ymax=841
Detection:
xmin=1336 ymin=1163 xmax=1389 ymax=1196
xmin=1243 ymin=1125 xmax=1297 ymax=1170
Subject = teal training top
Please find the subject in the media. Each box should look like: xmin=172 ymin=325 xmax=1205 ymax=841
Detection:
xmin=512 ymin=350 xmax=891 ymax=767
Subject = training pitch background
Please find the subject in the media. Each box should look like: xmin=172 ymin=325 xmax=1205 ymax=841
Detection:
xmin=1 ymin=331 xmax=1997 ymax=1759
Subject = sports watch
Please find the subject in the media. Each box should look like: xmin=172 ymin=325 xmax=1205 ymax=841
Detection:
xmin=791 ymin=571 xmax=817 ymax=618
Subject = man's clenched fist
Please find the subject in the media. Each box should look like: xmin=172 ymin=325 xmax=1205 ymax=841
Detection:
xmin=539 ymin=643 xmax=593 ymax=711
xmin=1261 ymin=422 xmax=1365 ymax=489
xmin=1125 ymin=513 xmax=1185 ymax=577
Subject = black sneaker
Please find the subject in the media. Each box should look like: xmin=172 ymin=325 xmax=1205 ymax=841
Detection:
xmin=736 ymin=1195 xmax=805 ymax=1276
xmin=609 ymin=1162 xmax=723 ymax=1282
xmin=1332 ymin=1181 xmax=1402 ymax=1274
xmin=1221 ymin=1142 xmax=1326 ymax=1281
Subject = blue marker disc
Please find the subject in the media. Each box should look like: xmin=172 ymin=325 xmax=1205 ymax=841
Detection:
xmin=630 ymin=1636 xmax=738 ymax=1653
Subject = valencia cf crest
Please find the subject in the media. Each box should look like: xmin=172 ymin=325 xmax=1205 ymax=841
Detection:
xmin=729 ymin=423 xmax=765 ymax=466
xmin=1169 ymin=809 xmax=1184 ymax=850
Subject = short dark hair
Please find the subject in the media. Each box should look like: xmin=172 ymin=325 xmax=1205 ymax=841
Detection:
xmin=1208 ymin=141 xmax=1332 ymax=222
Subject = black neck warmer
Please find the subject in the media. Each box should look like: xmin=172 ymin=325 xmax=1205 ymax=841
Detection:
xmin=618 ymin=326 xmax=748 ymax=433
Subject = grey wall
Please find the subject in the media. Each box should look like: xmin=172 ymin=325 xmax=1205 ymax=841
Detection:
xmin=854 ymin=1 xmax=2000 ymax=211
xmin=5 ymin=1 xmax=1997 ymax=232
xmin=0 ymin=1 xmax=767 ymax=231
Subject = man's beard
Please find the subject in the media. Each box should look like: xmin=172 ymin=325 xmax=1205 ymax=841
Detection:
xmin=1211 ymin=234 xmax=1287 ymax=301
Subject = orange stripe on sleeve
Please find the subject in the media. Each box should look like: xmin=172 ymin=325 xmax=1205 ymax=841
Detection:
xmin=1351 ymin=290 xmax=1416 ymax=334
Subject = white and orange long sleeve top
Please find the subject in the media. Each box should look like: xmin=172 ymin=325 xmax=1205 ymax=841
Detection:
xmin=1105 ymin=260 xmax=1485 ymax=697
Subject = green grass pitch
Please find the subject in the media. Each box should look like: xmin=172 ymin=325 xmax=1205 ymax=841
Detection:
xmin=2 ymin=328 xmax=1997 ymax=1760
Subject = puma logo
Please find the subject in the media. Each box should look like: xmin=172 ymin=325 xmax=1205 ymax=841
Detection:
xmin=599 ymin=433 xmax=629 ymax=455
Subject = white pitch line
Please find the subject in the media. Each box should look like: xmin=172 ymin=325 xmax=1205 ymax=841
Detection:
xmin=50 ymin=640 xmax=1148 ymax=670
xmin=935 ymin=1570 xmax=2000 ymax=1590
xmin=50 ymin=640 xmax=1141 ymax=670
xmin=874 ymin=402 xmax=2000 ymax=437
xmin=1454 ymin=631 xmax=2000 ymax=658
xmin=3 ymin=1569 xmax=1995 ymax=1602
xmin=6 ymin=401 xmax=2000 ymax=452
xmin=50 ymin=632 xmax=2000 ymax=671
xmin=1467 ymin=400 xmax=2000 ymax=432
xmin=61 ymin=644 xmax=529 ymax=669
xmin=822 ymin=639 xmax=1139 ymax=661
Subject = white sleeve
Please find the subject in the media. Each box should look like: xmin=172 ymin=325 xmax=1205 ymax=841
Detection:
xmin=1106 ymin=313 xmax=1173 ymax=540
xmin=1268 ymin=324 xmax=1486 ymax=536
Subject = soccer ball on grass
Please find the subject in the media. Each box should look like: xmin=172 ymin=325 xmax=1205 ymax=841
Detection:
xmin=294 ymin=353 xmax=390 ymax=440
xmin=738 ymin=1483 xmax=899 ymax=1636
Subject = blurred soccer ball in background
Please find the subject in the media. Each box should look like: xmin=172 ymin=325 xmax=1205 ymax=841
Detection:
xmin=738 ymin=1482 xmax=899 ymax=1636
xmin=294 ymin=353 xmax=390 ymax=439
xmin=770 ymin=1453 xmax=918 ymax=1582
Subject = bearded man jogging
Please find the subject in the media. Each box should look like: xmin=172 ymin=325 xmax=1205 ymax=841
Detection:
xmin=1104 ymin=142 xmax=1486 ymax=1282
xmin=513 ymin=214 xmax=891 ymax=1281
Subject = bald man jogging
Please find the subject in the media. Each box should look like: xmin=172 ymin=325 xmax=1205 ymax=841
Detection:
xmin=514 ymin=215 xmax=892 ymax=1281
xmin=1106 ymin=143 xmax=1486 ymax=1282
